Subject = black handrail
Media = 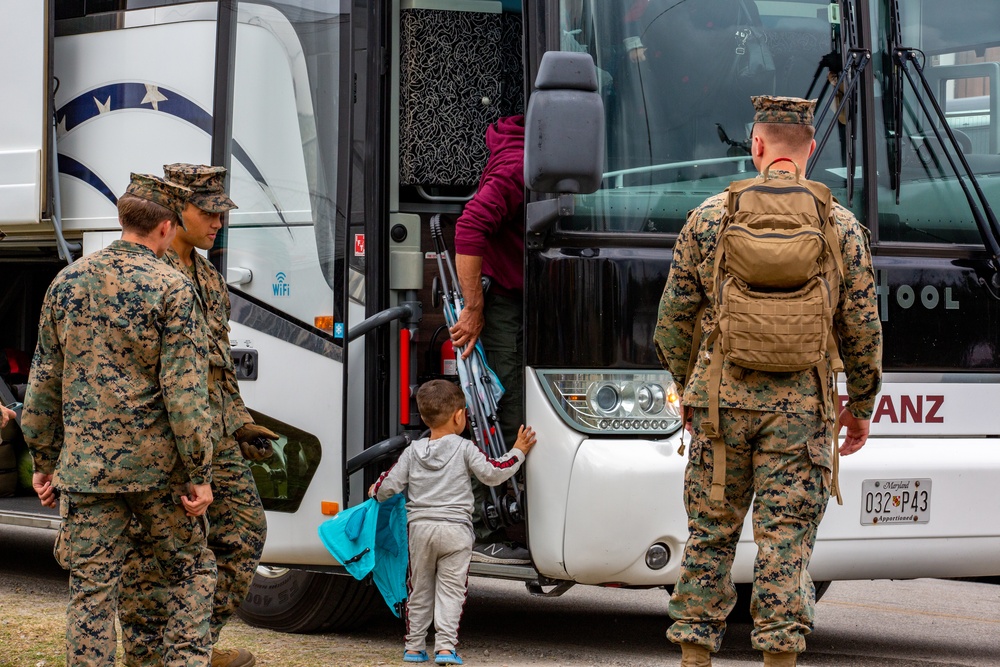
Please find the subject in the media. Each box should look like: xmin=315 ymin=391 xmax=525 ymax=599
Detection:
xmin=345 ymin=434 xmax=411 ymax=476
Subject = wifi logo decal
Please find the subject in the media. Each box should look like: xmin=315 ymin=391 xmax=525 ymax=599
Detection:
xmin=272 ymin=272 xmax=291 ymax=297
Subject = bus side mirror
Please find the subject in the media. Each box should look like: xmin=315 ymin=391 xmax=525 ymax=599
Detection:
xmin=524 ymin=51 xmax=605 ymax=195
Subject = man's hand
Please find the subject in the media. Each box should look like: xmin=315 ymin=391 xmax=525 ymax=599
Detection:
xmin=32 ymin=473 xmax=57 ymax=508
xmin=681 ymin=404 xmax=693 ymax=436
xmin=838 ymin=409 xmax=870 ymax=456
xmin=513 ymin=425 xmax=536 ymax=455
xmin=180 ymin=483 xmax=213 ymax=517
xmin=235 ymin=423 xmax=278 ymax=461
xmin=450 ymin=306 xmax=485 ymax=360
xmin=1 ymin=404 xmax=15 ymax=428
xmin=453 ymin=253 xmax=486 ymax=360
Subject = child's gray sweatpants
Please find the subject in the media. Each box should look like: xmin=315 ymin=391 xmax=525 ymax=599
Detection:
xmin=405 ymin=521 xmax=474 ymax=654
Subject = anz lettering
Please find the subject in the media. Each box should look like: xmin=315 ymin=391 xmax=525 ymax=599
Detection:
xmin=875 ymin=270 xmax=959 ymax=322
xmin=839 ymin=394 xmax=944 ymax=423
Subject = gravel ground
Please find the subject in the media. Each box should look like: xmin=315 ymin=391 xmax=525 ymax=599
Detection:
xmin=3 ymin=525 xmax=1000 ymax=666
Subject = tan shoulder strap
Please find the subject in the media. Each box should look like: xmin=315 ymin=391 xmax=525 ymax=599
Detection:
xmin=700 ymin=327 xmax=728 ymax=503
xmin=831 ymin=375 xmax=844 ymax=506
xmin=686 ymin=302 xmax=707 ymax=386
xmin=799 ymin=179 xmax=845 ymax=279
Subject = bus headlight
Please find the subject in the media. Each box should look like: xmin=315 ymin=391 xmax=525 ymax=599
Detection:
xmin=537 ymin=370 xmax=682 ymax=436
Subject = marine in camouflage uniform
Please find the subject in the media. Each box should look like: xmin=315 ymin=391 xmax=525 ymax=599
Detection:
xmin=23 ymin=174 xmax=216 ymax=667
xmin=654 ymin=97 xmax=882 ymax=666
xmin=119 ymin=165 xmax=269 ymax=667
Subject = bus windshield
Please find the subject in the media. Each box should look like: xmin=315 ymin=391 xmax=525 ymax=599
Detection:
xmin=560 ymin=0 xmax=856 ymax=234
xmin=873 ymin=0 xmax=1000 ymax=244
xmin=560 ymin=0 xmax=1000 ymax=243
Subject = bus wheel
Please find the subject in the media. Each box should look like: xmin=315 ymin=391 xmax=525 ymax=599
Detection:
xmin=237 ymin=566 xmax=383 ymax=633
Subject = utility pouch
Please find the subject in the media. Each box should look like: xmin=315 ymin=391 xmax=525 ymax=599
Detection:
xmin=719 ymin=274 xmax=833 ymax=373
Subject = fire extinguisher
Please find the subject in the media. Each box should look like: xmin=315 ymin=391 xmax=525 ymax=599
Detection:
xmin=426 ymin=325 xmax=459 ymax=379
xmin=440 ymin=337 xmax=457 ymax=377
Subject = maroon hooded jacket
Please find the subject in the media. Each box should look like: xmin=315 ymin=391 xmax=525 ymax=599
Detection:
xmin=454 ymin=115 xmax=525 ymax=295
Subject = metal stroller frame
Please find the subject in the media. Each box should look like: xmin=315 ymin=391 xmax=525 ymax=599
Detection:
xmin=429 ymin=215 xmax=524 ymax=530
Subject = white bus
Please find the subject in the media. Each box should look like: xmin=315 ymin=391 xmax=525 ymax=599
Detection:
xmin=1 ymin=0 xmax=998 ymax=632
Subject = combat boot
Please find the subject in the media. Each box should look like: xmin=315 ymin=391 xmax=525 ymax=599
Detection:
xmin=762 ymin=651 xmax=797 ymax=667
xmin=211 ymin=647 xmax=256 ymax=667
xmin=679 ymin=642 xmax=712 ymax=666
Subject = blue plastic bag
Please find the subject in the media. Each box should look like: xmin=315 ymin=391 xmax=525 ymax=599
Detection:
xmin=317 ymin=495 xmax=408 ymax=617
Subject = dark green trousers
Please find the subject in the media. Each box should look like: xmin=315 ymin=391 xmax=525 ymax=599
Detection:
xmin=472 ymin=290 xmax=523 ymax=541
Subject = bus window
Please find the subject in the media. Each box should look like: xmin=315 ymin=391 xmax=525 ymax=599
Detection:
xmin=872 ymin=0 xmax=1000 ymax=244
xmin=557 ymin=0 xmax=863 ymax=235
xmin=56 ymin=1 xmax=196 ymax=21
xmin=245 ymin=409 xmax=322 ymax=513
xmin=224 ymin=2 xmax=348 ymax=341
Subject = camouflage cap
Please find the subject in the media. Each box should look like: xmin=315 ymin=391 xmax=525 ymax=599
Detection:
xmin=751 ymin=95 xmax=817 ymax=126
xmin=125 ymin=173 xmax=191 ymax=220
xmin=163 ymin=163 xmax=238 ymax=213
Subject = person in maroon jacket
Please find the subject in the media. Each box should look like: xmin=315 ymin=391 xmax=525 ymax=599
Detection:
xmin=450 ymin=114 xmax=529 ymax=565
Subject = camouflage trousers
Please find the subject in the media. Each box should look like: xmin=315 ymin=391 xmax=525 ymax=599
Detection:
xmin=666 ymin=407 xmax=832 ymax=654
xmin=56 ymin=488 xmax=215 ymax=667
xmin=118 ymin=438 xmax=267 ymax=666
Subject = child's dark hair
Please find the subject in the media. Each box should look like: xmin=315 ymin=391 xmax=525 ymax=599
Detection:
xmin=416 ymin=380 xmax=466 ymax=428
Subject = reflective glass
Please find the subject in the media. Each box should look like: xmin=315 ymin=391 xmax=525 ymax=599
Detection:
xmin=227 ymin=2 xmax=347 ymax=338
xmin=871 ymin=0 xmax=1000 ymax=244
xmin=559 ymin=0 xmax=860 ymax=233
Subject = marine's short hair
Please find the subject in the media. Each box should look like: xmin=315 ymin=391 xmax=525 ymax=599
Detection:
xmin=753 ymin=121 xmax=816 ymax=149
xmin=416 ymin=379 xmax=466 ymax=429
xmin=117 ymin=193 xmax=179 ymax=235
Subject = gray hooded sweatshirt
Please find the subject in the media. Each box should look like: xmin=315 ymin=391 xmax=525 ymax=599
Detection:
xmin=372 ymin=434 xmax=524 ymax=528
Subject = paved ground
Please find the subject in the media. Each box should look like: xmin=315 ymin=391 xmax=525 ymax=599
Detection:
xmin=2 ymin=524 xmax=999 ymax=666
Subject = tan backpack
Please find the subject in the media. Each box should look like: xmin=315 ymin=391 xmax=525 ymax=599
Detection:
xmin=698 ymin=160 xmax=846 ymax=504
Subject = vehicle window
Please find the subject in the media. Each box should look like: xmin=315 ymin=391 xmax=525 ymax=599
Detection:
xmin=56 ymin=0 xmax=191 ymax=20
xmin=226 ymin=2 xmax=348 ymax=341
xmin=872 ymin=0 xmax=1000 ymax=244
xmin=246 ymin=409 xmax=322 ymax=513
xmin=558 ymin=0 xmax=863 ymax=234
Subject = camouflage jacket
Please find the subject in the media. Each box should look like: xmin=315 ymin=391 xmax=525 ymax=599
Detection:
xmin=653 ymin=170 xmax=883 ymax=418
xmin=163 ymin=248 xmax=251 ymax=439
xmin=23 ymin=240 xmax=213 ymax=491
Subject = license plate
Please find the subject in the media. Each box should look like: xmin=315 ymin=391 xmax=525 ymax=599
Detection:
xmin=860 ymin=478 xmax=932 ymax=525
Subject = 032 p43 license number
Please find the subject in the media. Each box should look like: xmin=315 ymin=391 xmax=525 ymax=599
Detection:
xmin=860 ymin=478 xmax=931 ymax=525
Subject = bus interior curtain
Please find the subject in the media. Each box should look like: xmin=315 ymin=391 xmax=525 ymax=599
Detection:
xmin=398 ymin=8 xmax=523 ymax=190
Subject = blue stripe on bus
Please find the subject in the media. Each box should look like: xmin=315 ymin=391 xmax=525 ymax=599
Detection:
xmin=55 ymin=83 xmax=281 ymax=221
xmin=57 ymin=154 xmax=117 ymax=206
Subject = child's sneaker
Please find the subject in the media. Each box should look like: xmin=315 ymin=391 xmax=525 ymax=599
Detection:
xmin=471 ymin=542 xmax=530 ymax=564
xmin=435 ymin=651 xmax=463 ymax=665
xmin=403 ymin=650 xmax=429 ymax=662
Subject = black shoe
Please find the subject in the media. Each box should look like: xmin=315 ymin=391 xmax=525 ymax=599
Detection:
xmin=471 ymin=542 xmax=530 ymax=565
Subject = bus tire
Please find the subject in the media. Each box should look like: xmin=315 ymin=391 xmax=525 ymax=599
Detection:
xmin=237 ymin=567 xmax=383 ymax=633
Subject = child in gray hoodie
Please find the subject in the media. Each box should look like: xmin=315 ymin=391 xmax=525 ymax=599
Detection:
xmin=370 ymin=379 xmax=535 ymax=665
